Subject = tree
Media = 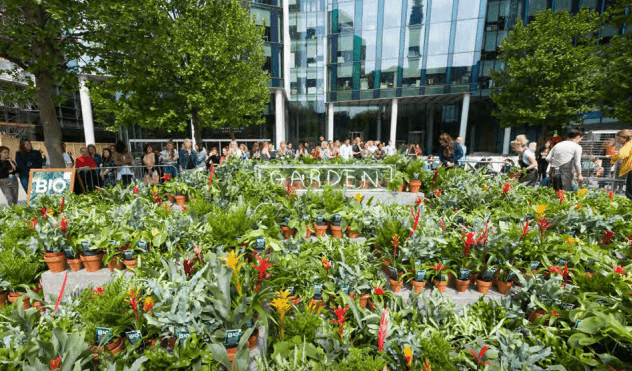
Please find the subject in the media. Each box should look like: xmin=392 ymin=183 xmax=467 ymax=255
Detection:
xmin=0 ymin=1 xmax=90 ymax=168
xmin=598 ymin=0 xmax=632 ymax=124
xmin=490 ymin=9 xmax=601 ymax=133
xmin=88 ymin=0 xmax=270 ymax=144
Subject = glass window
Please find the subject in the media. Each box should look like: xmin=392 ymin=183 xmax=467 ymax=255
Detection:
xmin=554 ymin=0 xmax=573 ymax=11
xmin=426 ymin=54 xmax=448 ymax=69
xmin=426 ymin=67 xmax=446 ymax=85
xmin=427 ymin=22 xmax=451 ymax=55
xmin=405 ymin=25 xmax=423 ymax=58
xmin=430 ymin=0 xmax=454 ymax=24
xmin=337 ymin=63 xmax=353 ymax=90
xmin=453 ymin=19 xmax=478 ymax=53
xmin=407 ymin=0 xmax=427 ymax=25
xmin=483 ymin=31 xmax=498 ymax=52
xmin=338 ymin=35 xmax=354 ymax=63
xmin=450 ymin=66 xmax=472 ymax=85
xmin=458 ymin=0 xmax=481 ymax=19
xmin=338 ymin=2 xmax=355 ymax=32
xmin=452 ymin=52 xmax=475 ymax=67
xmin=528 ymin=0 xmax=548 ymax=17
xmin=384 ymin=0 xmax=403 ymax=28
xmin=363 ymin=0 xmax=379 ymax=30
xmin=362 ymin=31 xmax=377 ymax=61
xmin=382 ymin=29 xmax=401 ymax=60
xmin=380 ymin=59 xmax=398 ymax=89
xmin=402 ymin=58 xmax=421 ymax=87
xmin=361 ymin=61 xmax=376 ymax=90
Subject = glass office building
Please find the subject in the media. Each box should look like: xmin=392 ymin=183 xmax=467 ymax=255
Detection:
xmin=267 ymin=0 xmax=622 ymax=154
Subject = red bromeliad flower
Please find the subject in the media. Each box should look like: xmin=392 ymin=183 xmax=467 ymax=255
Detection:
xmin=91 ymin=287 xmax=104 ymax=295
xmin=440 ymin=219 xmax=446 ymax=231
xmin=29 ymin=218 xmax=37 ymax=230
xmin=161 ymin=173 xmax=171 ymax=181
xmin=468 ymin=346 xmax=492 ymax=367
xmin=462 ymin=232 xmax=477 ymax=257
xmin=373 ymin=286 xmax=385 ymax=295
xmin=550 ymin=311 xmax=560 ymax=316
xmin=431 ymin=169 xmax=439 ymax=187
xmin=154 ymin=196 xmax=162 ymax=204
xmin=60 ymin=217 xmax=68 ymax=233
xmin=183 ymin=258 xmax=197 ymax=278
xmin=50 ymin=356 xmax=62 ymax=370
xmin=430 ymin=263 xmax=446 ymax=272
xmin=193 ymin=244 xmax=203 ymax=263
xmin=133 ymin=187 xmax=139 ymax=194
xmin=40 ymin=207 xmax=48 ymax=217
xmin=520 ymin=219 xmax=530 ymax=241
xmin=378 ymin=308 xmax=389 ymax=352
xmin=126 ymin=287 xmax=141 ymax=322
xmin=502 ymin=183 xmax=511 ymax=198
xmin=252 ymin=255 xmax=273 ymax=280
xmin=416 ymin=196 xmax=423 ymax=205
xmin=613 ymin=264 xmax=626 ymax=275
xmin=557 ymin=190 xmax=565 ymax=204
xmin=209 ymin=164 xmax=214 ymax=186
xmin=477 ymin=221 xmax=491 ymax=246
xmin=409 ymin=207 xmax=421 ymax=238
xmin=600 ymin=229 xmax=614 ymax=246
xmin=537 ymin=218 xmax=552 ymax=237
xmin=608 ymin=191 xmax=614 ymax=201
xmin=549 ymin=263 xmax=570 ymax=287
xmin=433 ymin=189 xmax=441 ymax=198
xmin=392 ymin=234 xmax=399 ymax=258
xmin=330 ymin=305 xmax=348 ymax=340
xmin=285 ymin=184 xmax=297 ymax=199
xmin=321 ymin=256 xmax=332 ymax=271
xmin=60 ymin=197 xmax=65 ymax=214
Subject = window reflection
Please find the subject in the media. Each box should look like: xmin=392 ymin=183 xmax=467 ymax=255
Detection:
xmin=337 ymin=63 xmax=353 ymax=90
xmin=363 ymin=0 xmax=379 ymax=30
xmin=361 ymin=61 xmax=376 ymax=90
xmin=427 ymin=22 xmax=451 ymax=55
xmin=430 ymin=0 xmax=453 ymax=23
xmin=382 ymin=29 xmax=401 ymax=60
xmin=380 ymin=59 xmax=398 ymax=89
xmin=426 ymin=67 xmax=446 ymax=85
xmin=450 ymin=66 xmax=472 ymax=85
xmin=458 ymin=0 xmax=481 ymax=19
xmin=362 ymin=31 xmax=377 ymax=61
xmin=384 ymin=0 xmax=403 ymax=28
xmin=402 ymin=58 xmax=421 ymax=87
xmin=338 ymin=2 xmax=355 ymax=32
xmin=337 ymin=35 xmax=354 ymax=63
xmin=453 ymin=20 xmax=478 ymax=53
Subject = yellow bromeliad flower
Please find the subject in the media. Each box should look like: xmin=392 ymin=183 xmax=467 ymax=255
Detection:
xmin=566 ymin=237 xmax=575 ymax=245
xmin=221 ymin=251 xmax=245 ymax=276
xmin=535 ymin=204 xmax=548 ymax=220
xmin=403 ymin=346 xmax=413 ymax=367
xmin=578 ymin=188 xmax=588 ymax=197
xmin=143 ymin=296 xmax=155 ymax=312
xmin=423 ymin=358 xmax=432 ymax=371
xmin=355 ymin=193 xmax=363 ymax=203
xmin=270 ymin=290 xmax=292 ymax=318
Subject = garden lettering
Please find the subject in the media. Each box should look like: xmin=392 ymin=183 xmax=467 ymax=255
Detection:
xmin=255 ymin=164 xmax=394 ymax=189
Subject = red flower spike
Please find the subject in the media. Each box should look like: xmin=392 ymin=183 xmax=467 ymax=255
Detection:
xmin=409 ymin=207 xmax=421 ymax=238
xmin=608 ymin=191 xmax=614 ymax=201
xmin=133 ymin=187 xmax=139 ymax=194
xmin=161 ymin=174 xmax=171 ymax=181
xmin=551 ymin=311 xmax=560 ymax=316
xmin=431 ymin=170 xmax=439 ymax=187
xmin=321 ymin=257 xmax=332 ymax=270
xmin=378 ymin=308 xmax=389 ymax=352
xmin=50 ymin=356 xmax=62 ymax=370
xmin=520 ymin=219 xmax=530 ymax=241
xmin=613 ymin=264 xmax=626 ymax=275
xmin=430 ymin=263 xmax=446 ymax=271
xmin=468 ymin=345 xmax=492 ymax=366
xmin=54 ymin=272 xmax=68 ymax=312
xmin=91 ymin=287 xmax=104 ymax=295
xmin=60 ymin=217 xmax=68 ymax=233
xmin=193 ymin=244 xmax=203 ymax=264
xmin=557 ymin=190 xmax=565 ymax=204
xmin=252 ymin=255 xmax=273 ymax=280
xmin=440 ymin=219 xmax=446 ymax=231
xmin=433 ymin=189 xmax=441 ymax=198
xmin=60 ymin=197 xmax=65 ymax=214
xmin=29 ymin=218 xmax=37 ymax=230
xmin=209 ymin=164 xmax=214 ymax=186
xmin=392 ymin=234 xmax=399 ymax=258
xmin=40 ymin=207 xmax=48 ymax=216
xmin=373 ymin=286 xmax=385 ymax=295
xmin=502 ymin=183 xmax=511 ymax=197
xmin=462 ymin=232 xmax=477 ymax=257
xmin=330 ymin=305 xmax=349 ymax=340
xmin=183 ymin=258 xmax=196 ymax=277
xmin=416 ymin=196 xmax=423 ymax=205
xmin=600 ymin=229 xmax=614 ymax=246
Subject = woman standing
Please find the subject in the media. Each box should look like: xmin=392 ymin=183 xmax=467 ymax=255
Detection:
xmin=179 ymin=139 xmax=197 ymax=172
xmin=100 ymin=148 xmax=117 ymax=187
xmin=438 ymin=134 xmax=462 ymax=169
xmin=160 ymin=140 xmax=179 ymax=178
xmin=260 ymin=142 xmax=271 ymax=161
xmin=251 ymin=142 xmax=261 ymax=160
xmin=142 ymin=144 xmax=159 ymax=185
xmin=113 ymin=141 xmax=134 ymax=185
xmin=0 ymin=146 xmax=19 ymax=206
xmin=195 ymin=143 xmax=207 ymax=170
xmin=511 ymin=137 xmax=538 ymax=186
xmin=611 ymin=129 xmax=632 ymax=200
xmin=15 ymin=138 xmax=44 ymax=191
xmin=536 ymin=139 xmax=551 ymax=182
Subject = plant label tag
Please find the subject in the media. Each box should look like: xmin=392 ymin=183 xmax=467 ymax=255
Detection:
xmin=302 ymin=214 xmax=310 ymax=221
xmin=530 ymin=261 xmax=540 ymax=271
xmin=313 ymin=283 xmax=323 ymax=300
xmin=64 ymin=248 xmax=75 ymax=259
xmin=483 ymin=267 xmax=497 ymax=281
xmin=587 ymin=259 xmax=595 ymax=266
xmin=225 ymin=329 xmax=241 ymax=348
xmin=554 ymin=299 xmax=562 ymax=306
xmin=109 ymin=240 xmax=117 ymax=246
xmin=441 ymin=257 xmax=449 ymax=265
xmin=413 ymin=172 xmax=419 ymax=180
xmin=81 ymin=241 xmax=91 ymax=251
xmin=96 ymin=327 xmax=112 ymax=345
xmin=334 ymin=214 xmax=342 ymax=224
xmin=215 ymin=244 xmax=224 ymax=254
xmin=317 ymin=215 xmax=324 ymax=225
xmin=177 ymin=330 xmax=190 ymax=346
xmin=256 ymin=238 xmax=266 ymax=251
xmin=562 ymin=303 xmax=574 ymax=310
xmin=287 ymin=286 xmax=295 ymax=295
xmin=126 ymin=330 xmax=142 ymax=344
xmin=415 ymin=259 xmax=422 ymax=267
xmin=186 ymin=242 xmax=193 ymax=249
xmin=218 ymin=200 xmax=228 ymax=208
xmin=123 ymin=250 xmax=134 ymax=261
xmin=557 ymin=258 xmax=567 ymax=266
xmin=138 ymin=240 xmax=148 ymax=252
xmin=340 ymin=285 xmax=350 ymax=294
xmin=506 ymin=271 xmax=516 ymax=281
xmin=284 ymin=216 xmax=291 ymax=225
xmin=415 ymin=270 xmax=426 ymax=281
xmin=459 ymin=268 xmax=471 ymax=280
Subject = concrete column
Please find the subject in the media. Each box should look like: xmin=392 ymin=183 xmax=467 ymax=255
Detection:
xmin=327 ymin=103 xmax=334 ymax=141
xmin=426 ymin=105 xmax=434 ymax=154
xmin=502 ymin=127 xmax=512 ymax=155
xmin=275 ymin=89 xmax=285 ymax=149
xmin=390 ymin=99 xmax=398 ymax=145
xmin=458 ymin=92 xmax=470 ymax=142
xmin=78 ymin=75 xmax=95 ymax=146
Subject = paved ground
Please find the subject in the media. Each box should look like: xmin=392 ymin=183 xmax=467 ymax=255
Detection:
xmin=0 ymin=184 xmax=27 ymax=207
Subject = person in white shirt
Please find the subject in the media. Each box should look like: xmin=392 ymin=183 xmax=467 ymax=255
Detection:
xmin=340 ymin=138 xmax=353 ymax=160
xmin=385 ymin=141 xmax=396 ymax=156
xmin=456 ymin=136 xmax=467 ymax=165
xmin=367 ymin=140 xmax=378 ymax=154
xmin=546 ymin=128 xmax=584 ymax=191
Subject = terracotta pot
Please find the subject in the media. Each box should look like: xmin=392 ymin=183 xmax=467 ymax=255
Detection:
xmin=397 ymin=181 xmax=408 ymax=192
xmin=0 ymin=291 xmax=8 ymax=307
xmin=67 ymin=258 xmax=83 ymax=272
xmin=313 ymin=224 xmax=328 ymax=237
xmin=368 ymin=300 xmax=376 ymax=312
xmin=358 ymin=293 xmax=370 ymax=308
xmin=455 ymin=278 xmax=470 ymax=293
xmin=248 ymin=328 xmax=259 ymax=351
xmin=345 ymin=227 xmax=360 ymax=238
xmin=330 ymin=225 xmax=343 ymax=238
xmin=496 ymin=280 xmax=513 ymax=294
xmin=389 ymin=278 xmax=403 ymax=293
xmin=290 ymin=296 xmax=301 ymax=306
xmin=174 ymin=195 xmax=187 ymax=206
xmin=227 ymin=347 xmax=238 ymax=363
xmin=381 ymin=259 xmax=392 ymax=275
xmin=304 ymin=226 xmax=312 ymax=238
xmin=292 ymin=180 xmax=304 ymax=189
xmin=8 ymin=292 xmax=30 ymax=309
xmin=106 ymin=338 xmax=125 ymax=355
xmin=107 ymin=255 xmax=125 ymax=272
xmin=409 ymin=179 xmax=422 ymax=193
xmin=166 ymin=193 xmax=176 ymax=203
xmin=433 ymin=279 xmax=448 ymax=293
xmin=528 ymin=309 xmax=547 ymax=323
xmin=411 ymin=280 xmax=426 ymax=293
xmin=80 ymin=253 xmax=104 ymax=272
xmin=310 ymin=299 xmax=325 ymax=313
xmin=123 ymin=259 xmax=138 ymax=269
xmin=476 ymin=279 xmax=493 ymax=294
xmin=44 ymin=252 xmax=67 ymax=273
xmin=32 ymin=301 xmax=46 ymax=314
xmin=470 ymin=272 xmax=478 ymax=285
xmin=280 ymin=226 xmax=296 ymax=239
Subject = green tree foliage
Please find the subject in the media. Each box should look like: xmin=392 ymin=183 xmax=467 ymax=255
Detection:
xmin=598 ymin=0 xmax=632 ymax=124
xmin=0 ymin=1 xmax=90 ymax=167
xmin=87 ymin=0 xmax=270 ymax=143
xmin=490 ymin=9 xmax=601 ymax=130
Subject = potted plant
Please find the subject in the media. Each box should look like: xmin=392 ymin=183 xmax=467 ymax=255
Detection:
xmin=279 ymin=216 xmax=296 ymax=240
xmin=36 ymin=215 xmax=70 ymax=273
xmin=428 ymin=261 xmax=455 ymax=294
xmin=409 ymin=260 xmax=430 ymax=293
xmin=103 ymin=239 xmax=126 ymax=272
xmin=173 ymin=183 xmax=191 ymax=206
xmin=405 ymin=160 xmax=424 ymax=193
xmin=475 ymin=256 xmax=497 ymax=294
xmin=122 ymin=245 xmax=139 ymax=269
xmin=78 ymin=240 xmax=103 ymax=272
xmin=496 ymin=262 xmax=518 ymax=294
xmin=64 ymin=245 xmax=83 ymax=272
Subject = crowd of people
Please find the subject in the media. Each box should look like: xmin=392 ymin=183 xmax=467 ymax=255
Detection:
xmin=1 ymin=129 xmax=630 ymax=205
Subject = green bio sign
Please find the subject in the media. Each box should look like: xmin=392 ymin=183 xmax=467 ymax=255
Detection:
xmin=225 ymin=329 xmax=242 ymax=348
xmin=27 ymin=168 xmax=76 ymax=204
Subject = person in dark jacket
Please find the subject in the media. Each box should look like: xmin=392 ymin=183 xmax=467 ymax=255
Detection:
xmin=438 ymin=133 xmax=463 ymax=169
xmin=15 ymin=138 xmax=44 ymax=191
xmin=178 ymin=139 xmax=198 ymax=172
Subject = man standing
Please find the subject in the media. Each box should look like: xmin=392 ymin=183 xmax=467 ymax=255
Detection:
xmin=546 ymin=128 xmax=584 ymax=191
xmin=455 ymin=136 xmax=467 ymax=166
xmin=340 ymin=138 xmax=353 ymax=160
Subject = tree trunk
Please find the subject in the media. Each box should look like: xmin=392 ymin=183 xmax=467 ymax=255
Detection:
xmin=541 ymin=120 xmax=549 ymax=140
xmin=191 ymin=107 xmax=202 ymax=146
xmin=35 ymin=72 xmax=64 ymax=168
xmin=230 ymin=127 xmax=235 ymax=140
